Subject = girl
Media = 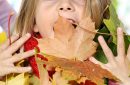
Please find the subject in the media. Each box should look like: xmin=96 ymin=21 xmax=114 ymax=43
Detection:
xmin=0 ymin=0 xmax=130 ymax=85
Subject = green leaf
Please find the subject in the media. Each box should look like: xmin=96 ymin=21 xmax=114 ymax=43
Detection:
xmin=124 ymin=36 xmax=130 ymax=53
xmin=103 ymin=3 xmax=121 ymax=44
xmin=94 ymin=42 xmax=117 ymax=64
xmin=112 ymin=0 xmax=118 ymax=9
xmin=94 ymin=26 xmax=110 ymax=43
xmin=94 ymin=50 xmax=108 ymax=64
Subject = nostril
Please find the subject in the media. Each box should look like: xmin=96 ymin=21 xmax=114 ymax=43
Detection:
xmin=67 ymin=8 xmax=71 ymax=10
xmin=60 ymin=8 xmax=63 ymax=10
xmin=59 ymin=7 xmax=72 ymax=11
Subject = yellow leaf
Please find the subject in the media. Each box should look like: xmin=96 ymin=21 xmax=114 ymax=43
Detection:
xmin=0 ymin=32 xmax=7 ymax=45
xmin=0 ymin=73 xmax=29 ymax=85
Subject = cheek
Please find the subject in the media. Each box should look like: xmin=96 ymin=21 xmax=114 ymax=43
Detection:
xmin=35 ymin=10 xmax=58 ymax=38
xmin=77 ymin=6 xmax=85 ymax=21
xmin=36 ymin=5 xmax=58 ymax=27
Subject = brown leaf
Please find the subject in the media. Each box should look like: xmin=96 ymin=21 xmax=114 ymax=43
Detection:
xmin=54 ymin=16 xmax=75 ymax=43
xmin=41 ymin=54 xmax=119 ymax=85
xmin=38 ymin=16 xmax=97 ymax=61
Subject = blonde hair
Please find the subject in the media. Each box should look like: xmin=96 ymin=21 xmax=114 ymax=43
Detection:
xmin=15 ymin=0 xmax=110 ymax=35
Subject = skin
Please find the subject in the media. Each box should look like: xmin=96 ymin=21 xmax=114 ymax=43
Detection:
xmin=35 ymin=0 xmax=85 ymax=38
xmin=0 ymin=33 xmax=35 ymax=78
xmin=90 ymin=28 xmax=130 ymax=85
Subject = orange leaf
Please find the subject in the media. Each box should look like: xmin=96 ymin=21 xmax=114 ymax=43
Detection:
xmin=41 ymin=54 xmax=119 ymax=85
xmin=38 ymin=16 xmax=97 ymax=61
xmin=54 ymin=16 xmax=75 ymax=43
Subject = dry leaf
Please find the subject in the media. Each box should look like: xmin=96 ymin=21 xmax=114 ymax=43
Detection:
xmin=0 ymin=73 xmax=29 ymax=85
xmin=54 ymin=16 xmax=75 ymax=44
xmin=35 ymin=56 xmax=70 ymax=85
xmin=35 ymin=57 xmax=51 ymax=85
xmin=41 ymin=54 xmax=119 ymax=85
xmin=38 ymin=16 xmax=97 ymax=61
xmin=52 ymin=71 xmax=69 ymax=85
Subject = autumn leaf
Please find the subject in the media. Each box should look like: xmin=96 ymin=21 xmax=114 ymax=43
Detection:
xmin=35 ymin=56 xmax=70 ymax=85
xmin=35 ymin=56 xmax=51 ymax=85
xmin=54 ymin=16 xmax=75 ymax=44
xmin=0 ymin=73 xmax=29 ymax=85
xmin=41 ymin=54 xmax=119 ymax=85
xmin=38 ymin=16 xmax=97 ymax=61
xmin=52 ymin=71 xmax=70 ymax=85
xmin=0 ymin=32 xmax=7 ymax=45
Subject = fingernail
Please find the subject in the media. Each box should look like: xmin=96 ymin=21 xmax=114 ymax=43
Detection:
xmin=98 ymin=36 xmax=103 ymax=40
xmin=118 ymin=27 xmax=122 ymax=32
xmin=26 ymin=33 xmax=31 ymax=37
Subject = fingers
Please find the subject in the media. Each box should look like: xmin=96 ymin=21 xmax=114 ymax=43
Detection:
xmin=98 ymin=36 xmax=115 ymax=63
xmin=10 ymin=67 xmax=32 ymax=73
xmin=6 ymin=33 xmax=31 ymax=54
xmin=9 ymin=50 xmax=35 ymax=63
xmin=117 ymin=27 xmax=125 ymax=59
xmin=0 ymin=34 xmax=19 ymax=52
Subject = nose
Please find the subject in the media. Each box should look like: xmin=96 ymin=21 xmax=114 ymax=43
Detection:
xmin=58 ymin=0 xmax=75 ymax=12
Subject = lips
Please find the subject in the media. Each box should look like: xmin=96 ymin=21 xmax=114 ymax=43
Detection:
xmin=54 ymin=16 xmax=78 ymax=29
xmin=66 ymin=18 xmax=76 ymax=24
xmin=65 ymin=18 xmax=78 ymax=28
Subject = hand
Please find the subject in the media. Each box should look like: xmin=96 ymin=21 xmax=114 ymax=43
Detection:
xmin=0 ymin=33 xmax=35 ymax=77
xmin=89 ymin=28 xmax=130 ymax=85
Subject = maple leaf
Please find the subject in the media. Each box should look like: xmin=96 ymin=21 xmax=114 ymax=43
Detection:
xmin=54 ymin=16 xmax=75 ymax=44
xmin=38 ymin=16 xmax=97 ymax=61
xmin=41 ymin=54 xmax=119 ymax=85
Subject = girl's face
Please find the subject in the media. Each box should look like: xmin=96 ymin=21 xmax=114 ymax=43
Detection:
xmin=35 ymin=0 xmax=86 ymax=38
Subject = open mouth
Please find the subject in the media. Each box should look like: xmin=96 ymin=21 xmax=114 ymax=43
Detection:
xmin=66 ymin=18 xmax=78 ymax=29
xmin=53 ymin=17 xmax=78 ymax=31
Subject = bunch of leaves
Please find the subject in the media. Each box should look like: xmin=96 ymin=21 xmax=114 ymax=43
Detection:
xmin=38 ymin=54 xmax=119 ymax=85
